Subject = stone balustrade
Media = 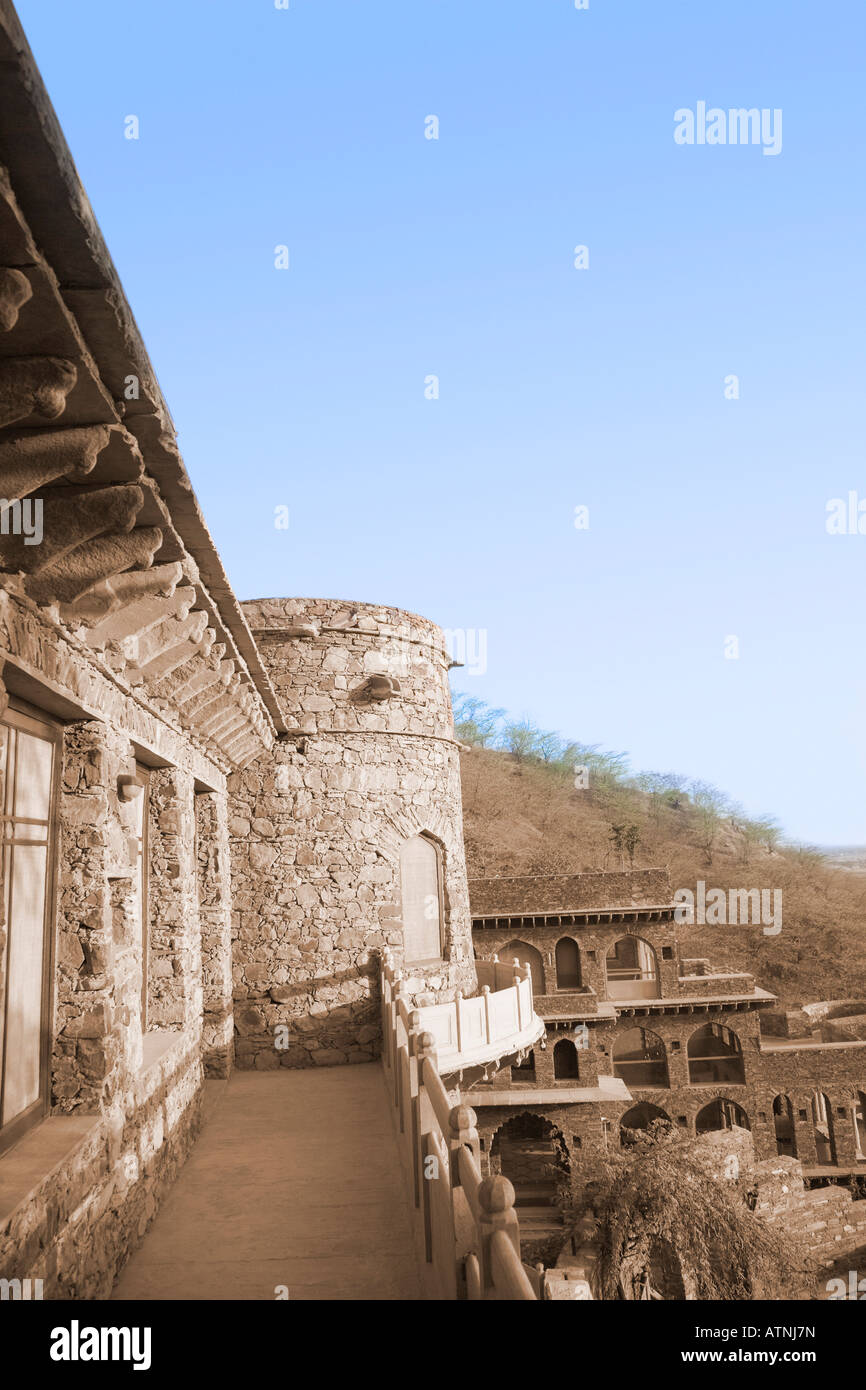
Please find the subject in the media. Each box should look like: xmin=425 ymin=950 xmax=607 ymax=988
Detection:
xmin=383 ymin=952 xmax=545 ymax=1083
xmin=380 ymin=952 xmax=541 ymax=1300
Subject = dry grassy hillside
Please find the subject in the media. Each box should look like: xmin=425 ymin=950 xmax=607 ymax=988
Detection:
xmin=458 ymin=741 xmax=866 ymax=1008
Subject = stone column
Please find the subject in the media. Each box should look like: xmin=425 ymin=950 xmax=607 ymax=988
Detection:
xmin=147 ymin=766 xmax=201 ymax=1033
xmin=54 ymin=721 xmax=132 ymax=1113
xmin=196 ymin=790 xmax=234 ymax=1076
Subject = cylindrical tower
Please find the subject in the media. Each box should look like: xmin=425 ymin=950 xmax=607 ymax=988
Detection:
xmin=228 ymin=597 xmax=477 ymax=1069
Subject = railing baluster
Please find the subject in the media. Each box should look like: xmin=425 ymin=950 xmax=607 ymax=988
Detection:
xmin=482 ymin=984 xmax=492 ymax=1045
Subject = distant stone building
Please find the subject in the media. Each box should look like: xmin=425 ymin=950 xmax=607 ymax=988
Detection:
xmin=468 ymin=869 xmax=866 ymax=1245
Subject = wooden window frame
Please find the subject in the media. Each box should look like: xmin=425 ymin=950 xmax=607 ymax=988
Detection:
xmin=0 ymin=698 xmax=61 ymax=1157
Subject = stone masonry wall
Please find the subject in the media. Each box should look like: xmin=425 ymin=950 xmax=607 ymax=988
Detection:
xmin=0 ymin=606 xmax=226 ymax=1297
xmin=0 ymin=1032 xmax=202 ymax=1298
xmin=754 ymin=1155 xmax=866 ymax=1269
xmin=229 ymin=597 xmax=477 ymax=1069
xmin=469 ymin=870 xmax=673 ymax=917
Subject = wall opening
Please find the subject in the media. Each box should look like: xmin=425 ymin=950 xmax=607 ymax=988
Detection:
xmin=854 ymin=1092 xmax=866 ymax=1160
xmin=501 ymin=939 xmax=545 ymax=996
xmin=613 ymin=1027 xmax=669 ymax=1087
xmin=620 ymin=1102 xmax=671 ymax=1144
xmin=811 ymin=1091 xmax=836 ymax=1165
xmin=695 ymin=1097 xmax=750 ymax=1134
xmin=511 ymin=1048 xmax=536 ymax=1084
xmin=489 ymin=1112 xmax=570 ymax=1211
xmin=605 ymin=936 xmax=658 ymax=1000
xmin=773 ymin=1094 xmax=797 ymax=1157
xmin=553 ymin=1038 xmax=580 ymax=1080
xmin=554 ymin=936 xmax=581 ymax=990
xmin=687 ymin=1023 xmax=745 ymax=1086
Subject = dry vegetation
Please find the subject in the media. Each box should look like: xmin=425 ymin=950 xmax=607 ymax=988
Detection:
xmin=455 ymin=695 xmax=866 ymax=1007
xmin=559 ymin=1123 xmax=814 ymax=1300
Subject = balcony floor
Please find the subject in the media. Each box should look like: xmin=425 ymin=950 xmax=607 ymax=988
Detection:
xmin=111 ymin=1065 xmax=422 ymax=1301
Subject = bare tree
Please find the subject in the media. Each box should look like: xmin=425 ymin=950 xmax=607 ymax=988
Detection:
xmin=688 ymin=780 xmax=731 ymax=866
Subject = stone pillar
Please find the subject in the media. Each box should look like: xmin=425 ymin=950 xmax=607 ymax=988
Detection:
xmin=196 ymin=790 xmax=234 ymax=1076
xmin=147 ymin=766 xmax=201 ymax=1032
xmin=54 ymin=721 xmax=132 ymax=1113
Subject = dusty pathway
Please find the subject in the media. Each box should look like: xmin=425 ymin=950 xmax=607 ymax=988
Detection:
xmin=112 ymin=1065 xmax=421 ymax=1300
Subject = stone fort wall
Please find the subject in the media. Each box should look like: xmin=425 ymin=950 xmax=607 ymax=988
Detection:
xmin=229 ymin=597 xmax=477 ymax=1070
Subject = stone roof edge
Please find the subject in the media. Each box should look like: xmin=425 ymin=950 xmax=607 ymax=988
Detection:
xmin=0 ymin=1 xmax=286 ymax=735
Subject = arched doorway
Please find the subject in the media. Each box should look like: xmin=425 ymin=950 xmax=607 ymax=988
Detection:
xmin=811 ymin=1091 xmax=836 ymax=1165
xmin=773 ymin=1095 xmax=797 ymax=1157
xmin=695 ymin=1098 xmax=750 ymax=1134
xmin=605 ymin=937 xmax=659 ymax=999
xmin=687 ymin=1023 xmax=745 ymax=1085
xmin=620 ymin=1102 xmax=671 ymax=1145
xmin=555 ymin=937 xmax=581 ymax=990
xmin=612 ymin=1027 xmax=669 ymax=1087
xmin=553 ymin=1039 xmax=580 ymax=1080
xmin=624 ymin=1239 xmax=687 ymax=1301
xmin=501 ymin=939 xmax=545 ymax=996
xmin=489 ymin=1113 xmax=570 ymax=1212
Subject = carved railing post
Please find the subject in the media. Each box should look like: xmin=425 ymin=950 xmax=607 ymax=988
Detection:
xmin=478 ymin=1175 xmax=521 ymax=1296
xmin=392 ymin=972 xmax=406 ymax=1112
xmin=415 ymin=1029 xmax=438 ymax=1242
xmin=448 ymin=1102 xmax=479 ymax=1184
xmin=414 ymin=1024 xmax=435 ymax=1081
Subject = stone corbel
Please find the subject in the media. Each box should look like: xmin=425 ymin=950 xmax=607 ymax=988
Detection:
xmin=0 ymin=267 xmax=33 ymax=331
xmin=0 ymin=424 xmax=112 ymax=501
xmin=59 ymin=561 xmax=184 ymax=625
xmin=0 ymin=483 xmax=145 ymax=575
xmin=24 ymin=526 xmax=163 ymax=606
xmin=353 ymin=673 xmax=402 ymax=702
xmin=0 ymin=356 xmax=77 ymax=428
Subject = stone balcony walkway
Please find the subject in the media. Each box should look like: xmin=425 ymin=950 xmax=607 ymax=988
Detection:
xmin=111 ymin=1064 xmax=421 ymax=1301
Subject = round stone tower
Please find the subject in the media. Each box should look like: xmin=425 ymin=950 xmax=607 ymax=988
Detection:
xmin=228 ymin=597 xmax=477 ymax=1069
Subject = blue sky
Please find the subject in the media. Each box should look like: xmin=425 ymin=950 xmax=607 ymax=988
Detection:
xmin=16 ymin=0 xmax=866 ymax=844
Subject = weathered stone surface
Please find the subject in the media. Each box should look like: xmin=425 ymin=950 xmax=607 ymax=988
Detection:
xmin=229 ymin=598 xmax=478 ymax=1070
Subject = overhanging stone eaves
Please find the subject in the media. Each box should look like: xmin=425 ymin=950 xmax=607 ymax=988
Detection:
xmin=0 ymin=0 xmax=285 ymax=737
